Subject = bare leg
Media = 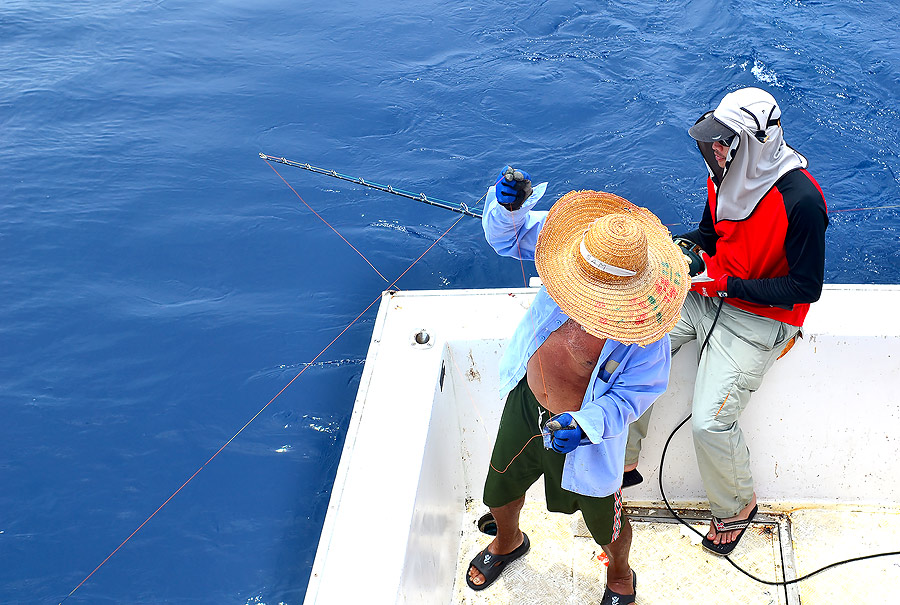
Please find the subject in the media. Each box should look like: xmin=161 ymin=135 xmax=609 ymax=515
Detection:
xmin=623 ymin=462 xmax=638 ymax=472
xmin=601 ymin=516 xmax=634 ymax=595
xmin=468 ymin=496 xmax=526 ymax=587
xmin=706 ymin=492 xmax=757 ymax=546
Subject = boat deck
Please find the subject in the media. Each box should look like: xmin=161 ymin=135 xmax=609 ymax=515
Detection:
xmin=453 ymin=488 xmax=900 ymax=604
xmin=303 ymin=286 xmax=900 ymax=605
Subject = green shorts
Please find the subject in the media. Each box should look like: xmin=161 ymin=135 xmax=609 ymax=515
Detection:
xmin=483 ymin=377 xmax=623 ymax=545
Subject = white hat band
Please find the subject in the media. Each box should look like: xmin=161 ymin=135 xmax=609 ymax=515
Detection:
xmin=579 ymin=238 xmax=637 ymax=277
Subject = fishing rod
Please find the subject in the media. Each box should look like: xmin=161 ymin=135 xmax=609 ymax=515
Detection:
xmin=258 ymin=153 xmax=483 ymax=219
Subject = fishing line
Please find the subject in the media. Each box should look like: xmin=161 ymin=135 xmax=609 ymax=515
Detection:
xmin=656 ymin=297 xmax=900 ymax=587
xmin=443 ymin=345 xmax=545 ymax=477
xmin=264 ymin=158 xmax=389 ymax=283
xmin=491 ymin=434 xmax=547 ymax=474
xmin=664 ymin=201 xmax=900 ymax=229
xmin=60 ymin=177 xmax=471 ymax=604
xmin=829 ymin=204 xmax=900 ymax=213
xmin=445 ymin=332 xmax=545 ymax=476
xmin=59 ymin=293 xmax=384 ymax=604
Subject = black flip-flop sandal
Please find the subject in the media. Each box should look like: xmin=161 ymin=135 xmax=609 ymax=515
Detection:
xmin=702 ymin=504 xmax=759 ymax=556
xmin=465 ymin=533 xmax=530 ymax=591
xmin=600 ymin=569 xmax=636 ymax=605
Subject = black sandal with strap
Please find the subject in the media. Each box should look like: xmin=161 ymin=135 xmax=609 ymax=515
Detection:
xmin=465 ymin=533 xmax=530 ymax=591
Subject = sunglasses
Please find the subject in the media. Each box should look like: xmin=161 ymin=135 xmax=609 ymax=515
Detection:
xmin=713 ymin=135 xmax=735 ymax=147
xmin=714 ymin=134 xmax=735 ymax=146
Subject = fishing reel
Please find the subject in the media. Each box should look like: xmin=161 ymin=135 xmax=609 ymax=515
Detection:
xmin=503 ymin=166 xmax=527 ymax=183
xmin=673 ymin=236 xmax=706 ymax=277
xmin=545 ymin=416 xmax=576 ymax=433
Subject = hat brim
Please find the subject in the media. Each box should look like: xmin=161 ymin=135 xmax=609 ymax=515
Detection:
xmin=688 ymin=112 xmax=737 ymax=142
xmin=535 ymin=191 xmax=689 ymax=346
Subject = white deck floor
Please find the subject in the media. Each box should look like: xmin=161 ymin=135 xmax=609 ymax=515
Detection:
xmin=452 ymin=487 xmax=900 ymax=604
xmin=304 ymin=285 xmax=900 ymax=605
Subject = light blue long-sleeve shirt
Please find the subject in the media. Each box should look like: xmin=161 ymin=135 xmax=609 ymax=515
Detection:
xmin=482 ymin=184 xmax=672 ymax=498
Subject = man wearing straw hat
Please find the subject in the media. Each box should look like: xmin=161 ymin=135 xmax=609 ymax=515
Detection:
xmin=465 ymin=168 xmax=689 ymax=604
xmin=625 ymin=87 xmax=828 ymax=556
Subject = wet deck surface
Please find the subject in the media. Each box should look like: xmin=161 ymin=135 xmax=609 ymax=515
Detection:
xmin=453 ymin=494 xmax=900 ymax=604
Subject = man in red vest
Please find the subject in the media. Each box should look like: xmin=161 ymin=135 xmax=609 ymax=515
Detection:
xmin=624 ymin=87 xmax=828 ymax=555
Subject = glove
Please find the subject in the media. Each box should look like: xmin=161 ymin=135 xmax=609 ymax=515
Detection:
xmin=689 ymin=252 xmax=730 ymax=297
xmin=546 ymin=413 xmax=584 ymax=454
xmin=494 ymin=166 xmax=533 ymax=211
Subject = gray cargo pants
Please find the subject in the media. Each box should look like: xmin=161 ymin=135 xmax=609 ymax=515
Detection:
xmin=624 ymin=292 xmax=798 ymax=518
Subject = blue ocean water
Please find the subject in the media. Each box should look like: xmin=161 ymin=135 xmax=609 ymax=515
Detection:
xmin=1 ymin=0 xmax=898 ymax=603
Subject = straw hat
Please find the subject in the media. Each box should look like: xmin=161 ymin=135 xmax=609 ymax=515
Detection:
xmin=535 ymin=190 xmax=689 ymax=346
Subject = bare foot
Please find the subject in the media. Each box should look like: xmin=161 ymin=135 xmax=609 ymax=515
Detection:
xmin=467 ymin=531 xmax=525 ymax=587
xmin=707 ymin=493 xmax=757 ymax=546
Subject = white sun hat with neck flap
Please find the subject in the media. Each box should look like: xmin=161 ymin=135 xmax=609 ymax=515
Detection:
xmin=689 ymin=87 xmax=808 ymax=222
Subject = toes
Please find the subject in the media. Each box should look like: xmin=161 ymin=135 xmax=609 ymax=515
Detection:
xmin=708 ymin=525 xmax=739 ymax=545
xmin=707 ymin=529 xmax=731 ymax=545
xmin=468 ymin=566 xmax=484 ymax=585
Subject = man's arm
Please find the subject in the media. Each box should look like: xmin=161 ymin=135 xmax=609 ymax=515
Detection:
xmin=482 ymin=174 xmax=549 ymax=261
xmin=727 ymin=172 xmax=828 ymax=306
xmin=570 ymin=337 xmax=671 ymax=444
